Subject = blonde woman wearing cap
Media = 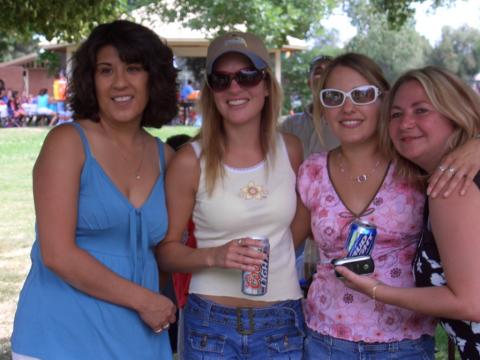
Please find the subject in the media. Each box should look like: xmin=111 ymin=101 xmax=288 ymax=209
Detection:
xmin=156 ymin=32 xmax=305 ymax=358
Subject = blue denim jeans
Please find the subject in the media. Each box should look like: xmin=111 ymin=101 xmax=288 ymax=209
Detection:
xmin=304 ymin=328 xmax=434 ymax=360
xmin=183 ymin=294 xmax=305 ymax=359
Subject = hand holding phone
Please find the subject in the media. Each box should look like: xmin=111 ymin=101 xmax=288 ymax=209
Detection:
xmin=333 ymin=255 xmax=375 ymax=278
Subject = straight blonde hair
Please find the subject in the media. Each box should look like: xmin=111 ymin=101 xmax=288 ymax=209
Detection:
xmin=197 ymin=67 xmax=283 ymax=195
xmin=379 ymin=66 xmax=480 ymax=187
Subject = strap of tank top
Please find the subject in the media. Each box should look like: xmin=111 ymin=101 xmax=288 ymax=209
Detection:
xmin=190 ymin=141 xmax=201 ymax=158
xmin=156 ymin=138 xmax=166 ymax=176
xmin=69 ymin=122 xmax=92 ymax=158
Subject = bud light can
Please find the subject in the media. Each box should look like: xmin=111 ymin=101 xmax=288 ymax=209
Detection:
xmin=242 ymin=236 xmax=269 ymax=296
xmin=345 ymin=219 xmax=377 ymax=257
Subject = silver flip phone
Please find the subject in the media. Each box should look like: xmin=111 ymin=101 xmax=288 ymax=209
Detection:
xmin=333 ymin=255 xmax=375 ymax=278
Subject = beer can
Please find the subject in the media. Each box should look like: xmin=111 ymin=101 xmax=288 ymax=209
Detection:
xmin=241 ymin=236 xmax=269 ymax=296
xmin=345 ymin=219 xmax=377 ymax=257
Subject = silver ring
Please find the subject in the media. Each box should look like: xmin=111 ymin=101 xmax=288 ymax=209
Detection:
xmin=448 ymin=167 xmax=456 ymax=174
xmin=162 ymin=323 xmax=170 ymax=330
xmin=237 ymin=238 xmax=243 ymax=246
xmin=154 ymin=328 xmax=163 ymax=333
xmin=438 ymin=165 xmax=447 ymax=172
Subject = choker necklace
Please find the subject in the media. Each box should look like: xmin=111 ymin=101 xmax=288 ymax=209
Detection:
xmin=111 ymin=131 xmax=146 ymax=180
xmin=337 ymin=152 xmax=381 ymax=184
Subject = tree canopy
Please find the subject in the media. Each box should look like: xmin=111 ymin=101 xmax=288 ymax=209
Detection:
xmin=0 ymin=0 xmax=453 ymax=45
xmin=428 ymin=25 xmax=480 ymax=81
xmin=0 ymin=0 xmax=129 ymax=42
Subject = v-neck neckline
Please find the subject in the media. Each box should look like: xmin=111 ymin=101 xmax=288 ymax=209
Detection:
xmin=92 ymin=158 xmax=162 ymax=211
xmin=326 ymin=151 xmax=391 ymax=218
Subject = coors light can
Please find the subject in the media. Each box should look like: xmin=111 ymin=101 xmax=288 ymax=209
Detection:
xmin=241 ymin=236 xmax=269 ymax=296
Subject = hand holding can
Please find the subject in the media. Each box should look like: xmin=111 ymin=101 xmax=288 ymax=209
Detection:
xmin=241 ymin=236 xmax=270 ymax=296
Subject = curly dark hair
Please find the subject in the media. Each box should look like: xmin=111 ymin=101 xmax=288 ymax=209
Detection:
xmin=69 ymin=20 xmax=178 ymax=128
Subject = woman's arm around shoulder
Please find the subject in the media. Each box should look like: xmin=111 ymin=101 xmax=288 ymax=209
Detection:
xmin=35 ymin=123 xmax=175 ymax=331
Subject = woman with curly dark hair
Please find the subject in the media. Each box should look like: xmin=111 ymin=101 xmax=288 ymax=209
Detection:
xmin=11 ymin=20 xmax=178 ymax=359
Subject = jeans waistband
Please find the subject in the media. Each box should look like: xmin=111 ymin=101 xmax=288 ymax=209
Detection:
xmin=186 ymin=294 xmax=304 ymax=335
xmin=307 ymin=328 xmax=433 ymax=353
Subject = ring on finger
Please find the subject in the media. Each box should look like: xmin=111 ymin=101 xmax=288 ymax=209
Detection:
xmin=237 ymin=238 xmax=243 ymax=246
xmin=162 ymin=323 xmax=170 ymax=330
xmin=448 ymin=167 xmax=456 ymax=174
xmin=154 ymin=328 xmax=163 ymax=333
xmin=438 ymin=165 xmax=447 ymax=172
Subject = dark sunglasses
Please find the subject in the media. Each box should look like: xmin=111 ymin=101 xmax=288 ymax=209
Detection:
xmin=319 ymin=85 xmax=381 ymax=108
xmin=207 ymin=68 xmax=266 ymax=92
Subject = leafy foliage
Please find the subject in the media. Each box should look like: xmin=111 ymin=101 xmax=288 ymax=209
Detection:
xmin=149 ymin=0 xmax=337 ymax=47
xmin=428 ymin=25 xmax=480 ymax=82
xmin=0 ymin=0 xmax=456 ymax=44
xmin=0 ymin=0 xmax=128 ymax=41
xmin=367 ymin=0 xmax=453 ymax=29
xmin=345 ymin=0 xmax=432 ymax=82
xmin=0 ymin=32 xmax=39 ymax=63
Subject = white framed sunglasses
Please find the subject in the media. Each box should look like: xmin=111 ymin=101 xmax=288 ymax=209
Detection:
xmin=319 ymin=85 xmax=382 ymax=108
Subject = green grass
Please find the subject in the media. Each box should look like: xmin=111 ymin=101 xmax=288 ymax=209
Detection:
xmin=0 ymin=126 xmax=456 ymax=359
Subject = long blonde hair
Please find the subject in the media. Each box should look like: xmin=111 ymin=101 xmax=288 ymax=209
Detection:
xmin=197 ymin=67 xmax=283 ymax=195
xmin=379 ymin=66 xmax=480 ymax=186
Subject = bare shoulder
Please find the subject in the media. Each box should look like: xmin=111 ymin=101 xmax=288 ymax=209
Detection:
xmin=281 ymin=132 xmax=303 ymax=172
xmin=166 ymin=143 xmax=200 ymax=191
xmin=430 ymin=184 xmax=480 ymax=213
xmin=429 ymin=186 xmax=480 ymax=241
xmin=170 ymin=142 xmax=199 ymax=169
xmin=35 ymin=123 xmax=84 ymax=168
xmin=163 ymin=142 xmax=175 ymax=166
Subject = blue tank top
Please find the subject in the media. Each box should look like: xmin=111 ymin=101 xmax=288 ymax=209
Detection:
xmin=11 ymin=122 xmax=172 ymax=359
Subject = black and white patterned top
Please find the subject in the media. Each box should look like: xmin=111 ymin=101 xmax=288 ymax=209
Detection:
xmin=413 ymin=175 xmax=480 ymax=360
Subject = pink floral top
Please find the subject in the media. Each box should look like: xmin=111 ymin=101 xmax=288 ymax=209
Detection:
xmin=298 ymin=152 xmax=436 ymax=342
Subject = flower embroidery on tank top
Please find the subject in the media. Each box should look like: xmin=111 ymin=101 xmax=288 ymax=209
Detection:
xmin=240 ymin=181 xmax=268 ymax=200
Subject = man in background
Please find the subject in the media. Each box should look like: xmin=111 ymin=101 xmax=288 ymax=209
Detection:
xmin=281 ymin=55 xmax=338 ymax=157
xmin=280 ymin=55 xmax=339 ymax=294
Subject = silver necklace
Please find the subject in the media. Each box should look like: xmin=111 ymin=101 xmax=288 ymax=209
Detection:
xmin=111 ymin=131 xmax=146 ymax=180
xmin=337 ymin=152 xmax=381 ymax=184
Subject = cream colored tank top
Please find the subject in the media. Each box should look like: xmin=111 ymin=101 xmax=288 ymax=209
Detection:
xmin=189 ymin=133 xmax=302 ymax=301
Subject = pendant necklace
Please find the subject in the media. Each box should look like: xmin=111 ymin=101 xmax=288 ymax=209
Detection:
xmin=337 ymin=152 xmax=381 ymax=184
xmin=111 ymin=131 xmax=146 ymax=180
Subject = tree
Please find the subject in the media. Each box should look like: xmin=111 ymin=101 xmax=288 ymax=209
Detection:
xmin=367 ymin=0 xmax=454 ymax=29
xmin=0 ymin=0 xmax=129 ymax=41
xmin=148 ymin=0 xmax=337 ymax=48
xmin=428 ymin=25 xmax=480 ymax=82
xmin=0 ymin=0 xmax=454 ymax=44
xmin=0 ymin=32 xmax=39 ymax=63
xmin=345 ymin=0 xmax=432 ymax=82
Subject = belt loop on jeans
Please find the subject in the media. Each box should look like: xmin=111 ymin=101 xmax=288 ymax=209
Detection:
xmin=201 ymin=298 xmax=213 ymax=327
xmin=236 ymin=308 xmax=255 ymax=335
